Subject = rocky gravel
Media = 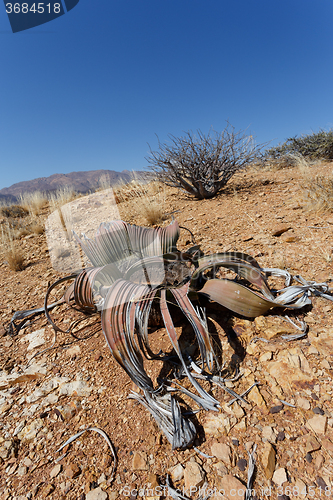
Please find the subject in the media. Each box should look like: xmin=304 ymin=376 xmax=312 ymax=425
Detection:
xmin=1 ymin=163 xmax=333 ymax=499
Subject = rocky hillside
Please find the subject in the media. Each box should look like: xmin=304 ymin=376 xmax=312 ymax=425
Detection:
xmin=0 ymin=163 xmax=333 ymax=499
xmin=0 ymin=169 xmax=147 ymax=199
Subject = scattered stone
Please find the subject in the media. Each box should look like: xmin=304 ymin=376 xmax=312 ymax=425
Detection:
xmin=19 ymin=328 xmax=45 ymax=351
xmin=132 ymin=451 xmax=148 ymax=471
xmin=305 ymin=453 xmax=312 ymax=463
xmin=315 ymin=453 xmax=324 ymax=469
xmin=40 ymin=484 xmax=55 ymax=497
xmin=86 ymin=487 xmax=108 ymax=500
xmin=296 ymin=397 xmax=310 ymax=410
xmin=213 ymin=461 xmax=228 ymax=477
xmin=55 ymin=400 xmax=81 ymax=420
xmin=237 ymin=458 xmax=247 ymax=471
xmin=313 ymin=407 xmax=325 ymax=415
xmin=306 ymin=415 xmax=327 ymax=434
xmin=17 ymin=418 xmax=44 ymax=442
xmin=16 ymin=465 xmax=28 ymax=475
xmin=277 ymin=431 xmax=285 ymax=441
xmin=65 ymin=345 xmax=81 ymax=358
xmin=261 ymin=441 xmax=276 ymax=479
xmin=58 ymin=379 xmax=92 ymax=397
xmin=271 ymin=225 xmax=292 ymax=236
xmin=305 ymin=435 xmax=321 ymax=453
xmin=0 ymin=361 xmax=47 ymax=390
xmin=272 ymin=467 xmax=288 ymax=486
xmin=204 ymin=413 xmax=233 ymax=436
xmin=211 ymin=442 xmax=232 ymax=465
xmin=0 ymin=439 xmax=19 ymax=459
xmin=65 ymin=462 xmax=81 ymax=479
xmin=50 ymin=464 xmax=62 ymax=479
xmin=322 ymin=438 xmax=333 ymax=453
xmin=232 ymin=439 xmax=239 ymax=447
xmin=316 ymin=476 xmax=327 ymax=489
xmin=294 ymin=478 xmax=307 ymax=499
xmin=270 ymin=405 xmax=283 ymax=414
xmin=147 ymin=473 xmax=159 ymax=489
xmin=259 ymin=351 xmax=272 ymax=362
xmin=262 ymin=426 xmax=277 ymax=443
xmin=170 ymin=463 xmax=184 ymax=482
xmin=184 ymin=461 xmax=205 ymax=490
xmin=219 ymin=475 xmax=246 ymax=500
xmin=247 ymin=385 xmax=266 ymax=408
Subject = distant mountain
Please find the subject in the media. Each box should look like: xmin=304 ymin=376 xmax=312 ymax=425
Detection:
xmin=0 ymin=169 xmax=147 ymax=199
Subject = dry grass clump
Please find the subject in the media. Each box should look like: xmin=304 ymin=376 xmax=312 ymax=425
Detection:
xmin=19 ymin=191 xmax=48 ymax=217
xmin=48 ymin=186 xmax=77 ymax=211
xmin=1 ymin=225 xmax=25 ymax=271
xmin=114 ymin=179 xmax=166 ymax=225
xmin=302 ymin=175 xmax=333 ymax=212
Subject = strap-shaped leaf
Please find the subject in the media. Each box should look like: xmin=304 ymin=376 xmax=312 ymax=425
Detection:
xmin=160 ymin=289 xmax=219 ymax=411
xmin=171 ymin=283 xmax=217 ymax=372
xmin=74 ymin=219 xmax=180 ymax=267
xmin=101 ymin=278 xmax=154 ymax=391
xmin=191 ymin=253 xmax=273 ymax=300
xmin=198 ymin=279 xmax=278 ymax=317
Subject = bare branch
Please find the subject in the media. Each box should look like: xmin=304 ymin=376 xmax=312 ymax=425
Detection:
xmin=146 ymin=125 xmax=265 ymax=199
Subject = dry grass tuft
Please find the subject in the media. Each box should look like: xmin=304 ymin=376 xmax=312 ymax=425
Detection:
xmin=302 ymin=175 xmax=333 ymax=212
xmin=1 ymin=224 xmax=25 ymax=271
xmin=19 ymin=191 xmax=48 ymax=217
xmin=114 ymin=179 xmax=166 ymax=225
xmin=48 ymin=186 xmax=77 ymax=212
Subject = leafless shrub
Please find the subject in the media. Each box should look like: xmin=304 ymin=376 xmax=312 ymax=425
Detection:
xmin=146 ymin=125 xmax=264 ymax=199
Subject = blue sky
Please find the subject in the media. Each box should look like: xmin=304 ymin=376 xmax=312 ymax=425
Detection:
xmin=1 ymin=0 xmax=333 ymax=190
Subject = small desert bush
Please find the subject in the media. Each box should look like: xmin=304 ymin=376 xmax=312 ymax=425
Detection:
xmin=19 ymin=191 xmax=48 ymax=217
xmin=1 ymin=225 xmax=25 ymax=271
xmin=264 ymin=129 xmax=333 ymax=165
xmin=0 ymin=204 xmax=28 ymax=218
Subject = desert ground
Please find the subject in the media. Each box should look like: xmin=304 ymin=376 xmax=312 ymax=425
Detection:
xmin=1 ymin=162 xmax=333 ymax=500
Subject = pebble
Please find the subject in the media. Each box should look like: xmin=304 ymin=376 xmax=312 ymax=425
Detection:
xmin=17 ymin=418 xmax=44 ymax=442
xmin=219 ymin=475 xmax=246 ymax=500
xmin=211 ymin=442 xmax=232 ymax=465
xmin=132 ymin=451 xmax=148 ymax=471
xmin=272 ymin=467 xmax=288 ymax=486
xmin=313 ymin=406 xmax=325 ymax=415
xmin=262 ymin=426 xmax=277 ymax=443
xmin=261 ymin=441 xmax=276 ymax=479
xmin=184 ymin=461 xmax=205 ymax=490
xmin=305 ymin=435 xmax=321 ymax=453
xmin=86 ymin=487 xmax=108 ymax=500
xmin=296 ymin=397 xmax=310 ymax=410
xmin=237 ymin=458 xmax=247 ymax=471
xmin=277 ymin=431 xmax=285 ymax=441
xmin=306 ymin=415 xmax=327 ymax=434
xmin=50 ymin=463 xmax=62 ymax=479
xmin=65 ymin=463 xmax=81 ymax=479
xmin=170 ymin=463 xmax=184 ymax=482
xmin=270 ymin=405 xmax=283 ymax=414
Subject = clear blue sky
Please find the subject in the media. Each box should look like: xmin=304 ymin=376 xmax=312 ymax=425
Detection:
xmin=1 ymin=0 xmax=333 ymax=190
